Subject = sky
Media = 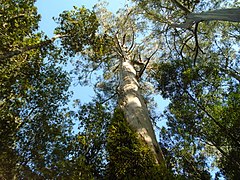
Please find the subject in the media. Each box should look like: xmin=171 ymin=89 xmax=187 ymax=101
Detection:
xmin=35 ymin=0 xmax=170 ymax=125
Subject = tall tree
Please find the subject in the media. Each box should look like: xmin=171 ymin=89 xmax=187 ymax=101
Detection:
xmin=54 ymin=3 xmax=170 ymax=177
xmin=1 ymin=1 xmax=169 ymax=178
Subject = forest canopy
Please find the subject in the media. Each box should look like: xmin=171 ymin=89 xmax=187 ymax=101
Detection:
xmin=0 ymin=0 xmax=239 ymax=179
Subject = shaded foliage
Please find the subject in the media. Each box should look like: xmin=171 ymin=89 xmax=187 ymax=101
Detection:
xmin=106 ymin=108 xmax=172 ymax=180
xmin=0 ymin=0 xmax=73 ymax=178
xmin=132 ymin=0 xmax=239 ymax=179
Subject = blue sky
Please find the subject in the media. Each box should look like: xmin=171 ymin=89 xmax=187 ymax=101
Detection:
xmin=35 ymin=0 xmax=169 ymax=123
xmin=36 ymin=0 xmax=125 ymax=36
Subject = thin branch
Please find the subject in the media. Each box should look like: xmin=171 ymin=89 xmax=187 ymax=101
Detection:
xmin=177 ymin=81 xmax=240 ymax=147
xmin=122 ymin=33 xmax=126 ymax=47
xmin=137 ymin=47 xmax=158 ymax=79
xmin=127 ymin=27 xmax=136 ymax=53
xmin=173 ymin=30 xmax=183 ymax=58
xmin=111 ymin=63 xmax=119 ymax=73
xmin=219 ymin=67 xmax=240 ymax=82
xmin=164 ymin=27 xmax=174 ymax=55
xmin=99 ymin=92 xmax=117 ymax=104
xmin=193 ymin=23 xmax=199 ymax=66
xmin=209 ymin=140 xmax=240 ymax=171
xmin=180 ymin=34 xmax=194 ymax=59
xmin=214 ymin=40 xmax=240 ymax=82
xmin=113 ymin=33 xmax=125 ymax=60
xmin=120 ymin=8 xmax=135 ymax=29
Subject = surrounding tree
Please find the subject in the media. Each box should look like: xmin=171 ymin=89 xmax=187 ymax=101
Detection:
xmin=0 ymin=0 xmax=74 ymax=178
xmin=133 ymin=0 xmax=240 ymax=178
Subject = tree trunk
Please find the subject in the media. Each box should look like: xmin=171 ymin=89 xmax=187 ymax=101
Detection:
xmin=118 ymin=60 xmax=165 ymax=164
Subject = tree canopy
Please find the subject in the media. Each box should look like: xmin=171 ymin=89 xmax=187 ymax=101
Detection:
xmin=0 ymin=0 xmax=239 ymax=179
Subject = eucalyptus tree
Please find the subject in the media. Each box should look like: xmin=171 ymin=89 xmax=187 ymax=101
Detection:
xmin=54 ymin=3 xmax=173 ymax=177
xmin=132 ymin=0 xmax=240 ymax=178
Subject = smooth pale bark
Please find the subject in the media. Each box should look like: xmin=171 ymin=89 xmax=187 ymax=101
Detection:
xmin=174 ymin=8 xmax=240 ymax=28
xmin=188 ymin=8 xmax=240 ymax=22
xmin=118 ymin=60 xmax=165 ymax=164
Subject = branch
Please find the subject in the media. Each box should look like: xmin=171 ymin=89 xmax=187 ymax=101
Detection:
xmin=137 ymin=48 xmax=158 ymax=79
xmin=188 ymin=8 xmax=240 ymax=23
xmin=180 ymin=34 xmax=194 ymax=59
xmin=176 ymin=8 xmax=240 ymax=29
xmin=3 ymin=14 xmax=26 ymax=27
xmin=219 ymin=67 xmax=240 ymax=82
xmin=99 ymin=92 xmax=117 ymax=104
xmin=177 ymin=81 xmax=240 ymax=147
xmin=213 ymin=41 xmax=240 ymax=82
xmin=114 ymin=33 xmax=126 ymax=60
xmin=121 ymin=8 xmax=134 ymax=29
xmin=0 ymin=34 xmax=66 ymax=61
xmin=209 ymin=140 xmax=240 ymax=170
xmin=193 ymin=23 xmax=199 ymax=66
xmin=127 ymin=28 xmax=136 ymax=53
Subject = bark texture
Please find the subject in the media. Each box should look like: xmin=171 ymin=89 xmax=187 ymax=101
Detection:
xmin=118 ymin=60 xmax=165 ymax=164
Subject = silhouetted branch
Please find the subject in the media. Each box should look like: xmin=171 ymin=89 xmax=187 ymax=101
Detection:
xmin=193 ymin=23 xmax=199 ymax=66
xmin=0 ymin=34 xmax=66 ymax=61
xmin=177 ymin=81 xmax=240 ymax=147
xmin=137 ymin=48 xmax=158 ymax=79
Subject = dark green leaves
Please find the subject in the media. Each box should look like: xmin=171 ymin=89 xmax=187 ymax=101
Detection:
xmin=54 ymin=6 xmax=100 ymax=57
xmin=106 ymin=108 xmax=172 ymax=179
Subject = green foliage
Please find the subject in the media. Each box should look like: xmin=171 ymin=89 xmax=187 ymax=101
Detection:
xmin=106 ymin=108 xmax=172 ymax=179
xmin=54 ymin=6 xmax=99 ymax=57
xmin=0 ymin=0 xmax=40 ymax=51
xmin=1 ymin=0 xmax=239 ymax=179
xmin=54 ymin=6 xmax=114 ymax=61
xmin=72 ymin=102 xmax=111 ymax=179
xmin=216 ymin=89 xmax=240 ymax=179
xmin=153 ymin=55 xmax=239 ymax=178
xmin=0 ymin=0 xmax=41 ymax=178
xmin=0 ymin=0 xmax=74 ymax=178
xmin=15 ymin=61 xmax=73 ymax=178
xmin=54 ymin=5 xmax=115 ymax=88
xmin=133 ymin=0 xmax=240 ymax=178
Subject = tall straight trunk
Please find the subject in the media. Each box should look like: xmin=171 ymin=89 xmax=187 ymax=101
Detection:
xmin=118 ymin=60 xmax=165 ymax=164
